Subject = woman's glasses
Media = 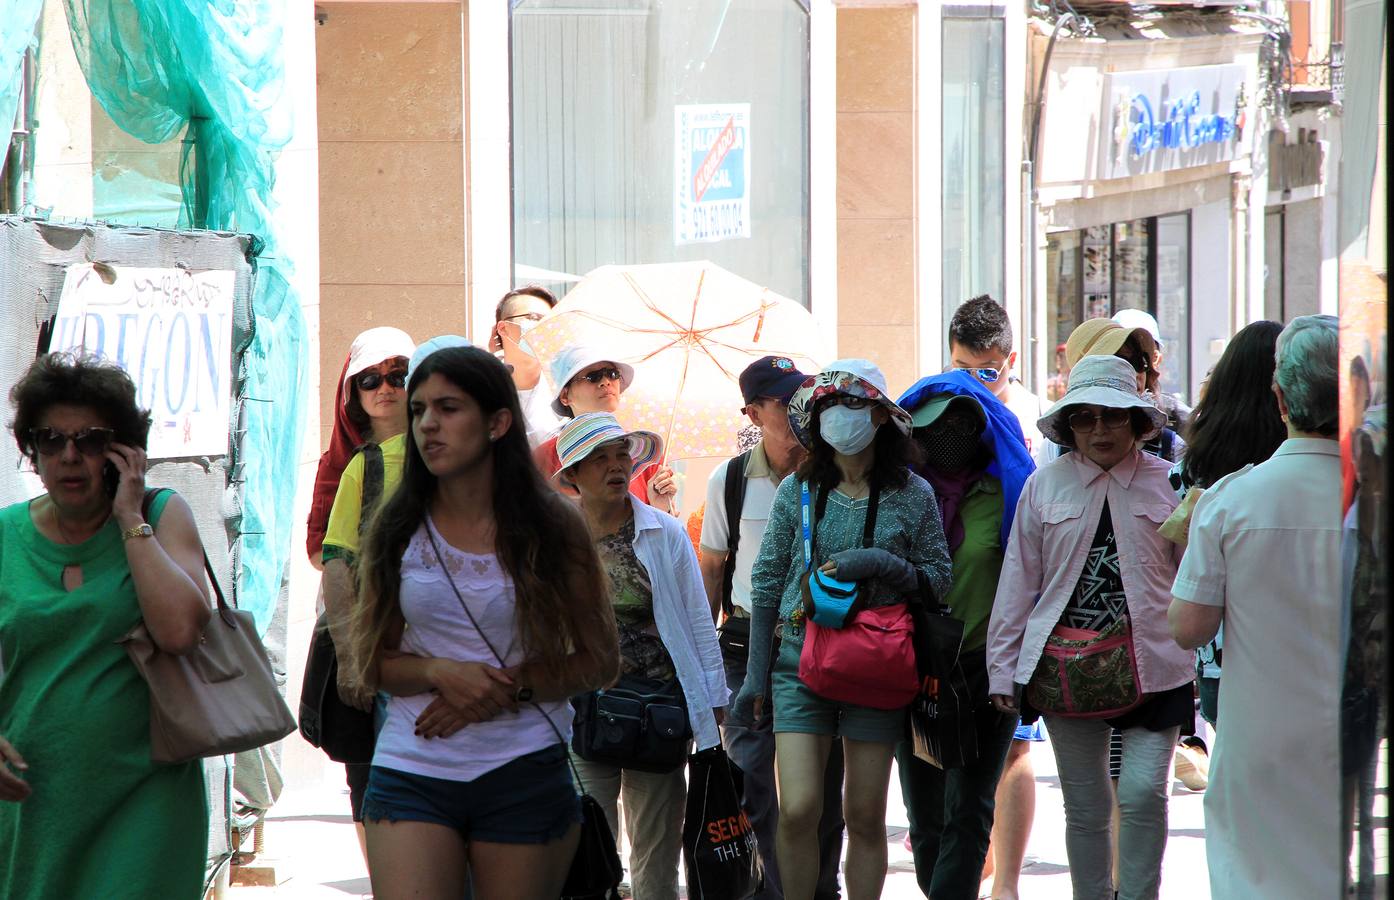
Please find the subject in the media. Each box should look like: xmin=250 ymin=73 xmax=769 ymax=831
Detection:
xmin=356 ymin=370 xmax=407 ymax=392
xmin=1067 ymin=409 xmax=1132 ymax=433
xmin=575 ymin=367 xmax=623 ymax=386
xmin=824 ymin=395 xmax=873 ymax=410
xmin=30 ymin=426 xmax=115 ymax=457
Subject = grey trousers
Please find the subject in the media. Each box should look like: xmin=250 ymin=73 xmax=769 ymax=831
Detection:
xmin=572 ymin=754 xmax=687 ymax=900
xmin=1043 ymin=716 xmax=1180 ymax=900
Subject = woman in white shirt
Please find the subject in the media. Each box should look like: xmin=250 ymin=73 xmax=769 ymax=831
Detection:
xmin=557 ymin=412 xmax=728 ymax=900
xmin=350 ymin=345 xmax=620 ymax=900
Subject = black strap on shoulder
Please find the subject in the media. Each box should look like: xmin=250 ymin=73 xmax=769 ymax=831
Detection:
xmin=809 ymin=475 xmax=881 ymax=562
xmin=718 ymin=450 xmax=753 ymax=617
xmin=358 ymin=442 xmax=386 ymax=536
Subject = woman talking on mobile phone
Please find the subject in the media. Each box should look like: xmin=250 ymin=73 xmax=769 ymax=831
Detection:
xmin=350 ymin=343 xmax=619 ymax=900
xmin=0 ymin=352 xmax=214 ymax=899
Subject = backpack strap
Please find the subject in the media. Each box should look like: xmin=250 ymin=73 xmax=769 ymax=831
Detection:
xmin=719 ymin=450 xmax=753 ymax=617
xmin=357 ymin=443 xmax=386 ymax=537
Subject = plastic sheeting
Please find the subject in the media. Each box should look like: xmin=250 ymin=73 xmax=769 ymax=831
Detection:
xmin=0 ymin=0 xmax=43 ymax=144
xmin=61 ymin=0 xmax=306 ymax=640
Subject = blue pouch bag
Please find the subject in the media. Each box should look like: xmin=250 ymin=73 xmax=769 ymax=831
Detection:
xmin=798 ymin=480 xmax=880 ymax=630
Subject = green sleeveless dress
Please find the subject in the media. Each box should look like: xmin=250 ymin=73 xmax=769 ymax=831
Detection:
xmin=0 ymin=494 xmax=208 ymax=898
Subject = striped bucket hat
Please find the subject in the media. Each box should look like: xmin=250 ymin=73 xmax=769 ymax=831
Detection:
xmin=554 ymin=412 xmax=662 ymax=490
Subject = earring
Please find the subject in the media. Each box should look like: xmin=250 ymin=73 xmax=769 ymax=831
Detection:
xmin=488 ymin=433 xmax=499 ymax=442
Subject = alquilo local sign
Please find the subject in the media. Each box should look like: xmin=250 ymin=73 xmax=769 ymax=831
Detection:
xmin=51 ymin=263 xmax=236 ymax=459
xmin=674 ymin=103 xmax=752 ymax=245
xmin=1101 ymin=64 xmax=1249 ymax=180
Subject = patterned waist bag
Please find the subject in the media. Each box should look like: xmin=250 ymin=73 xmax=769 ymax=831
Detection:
xmin=1025 ymin=616 xmax=1142 ymax=718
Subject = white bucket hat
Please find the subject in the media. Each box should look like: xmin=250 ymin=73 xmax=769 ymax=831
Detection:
xmin=548 ymin=344 xmax=636 ymax=417
xmin=343 ymin=327 xmax=416 ymax=402
xmin=1037 ymin=355 xmax=1167 ymax=446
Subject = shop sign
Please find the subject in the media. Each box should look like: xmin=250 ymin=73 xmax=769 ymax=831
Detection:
xmin=674 ymin=103 xmax=752 ymax=245
xmin=51 ymin=263 xmax=235 ymax=459
xmin=1102 ymin=64 xmax=1249 ymax=180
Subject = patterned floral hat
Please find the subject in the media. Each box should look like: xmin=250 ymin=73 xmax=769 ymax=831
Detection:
xmin=787 ymin=358 xmax=913 ymax=451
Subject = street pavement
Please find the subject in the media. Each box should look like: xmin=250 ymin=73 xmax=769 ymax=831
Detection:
xmin=228 ymin=733 xmax=1238 ymax=899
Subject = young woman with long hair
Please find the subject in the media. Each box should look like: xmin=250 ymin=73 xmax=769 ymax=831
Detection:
xmin=350 ymin=344 xmax=620 ymax=900
xmin=730 ymin=360 xmax=953 ymax=900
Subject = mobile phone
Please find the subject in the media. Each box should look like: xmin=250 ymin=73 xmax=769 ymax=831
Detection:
xmin=103 ymin=462 xmax=120 ymax=498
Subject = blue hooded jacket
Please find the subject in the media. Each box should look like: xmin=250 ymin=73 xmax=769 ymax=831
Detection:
xmin=897 ymin=371 xmax=1036 ymax=548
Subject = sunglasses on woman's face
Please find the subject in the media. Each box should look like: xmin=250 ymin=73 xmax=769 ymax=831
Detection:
xmin=356 ymin=370 xmax=407 ymax=392
xmin=30 ymin=426 xmax=115 ymax=457
xmin=824 ymin=395 xmax=873 ymax=410
xmin=575 ymin=367 xmax=623 ymax=386
xmin=1067 ymin=409 xmax=1132 ymax=433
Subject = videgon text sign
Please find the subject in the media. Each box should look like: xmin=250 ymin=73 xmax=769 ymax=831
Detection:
xmin=1101 ymin=64 xmax=1249 ymax=180
xmin=51 ymin=263 xmax=235 ymax=459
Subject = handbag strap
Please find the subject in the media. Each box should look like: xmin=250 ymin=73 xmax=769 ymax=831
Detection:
xmin=142 ymin=488 xmax=232 ymax=617
xmin=423 ymin=523 xmax=591 ymax=794
xmin=800 ymin=478 xmax=880 ymax=572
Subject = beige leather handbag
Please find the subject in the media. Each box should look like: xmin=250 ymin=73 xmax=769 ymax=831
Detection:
xmin=119 ymin=490 xmax=296 ymax=764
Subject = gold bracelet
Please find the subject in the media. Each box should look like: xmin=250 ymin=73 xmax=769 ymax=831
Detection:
xmin=122 ymin=522 xmax=154 ymax=541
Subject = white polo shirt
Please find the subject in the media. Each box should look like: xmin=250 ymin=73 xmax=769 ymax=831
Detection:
xmin=699 ymin=444 xmax=784 ymax=615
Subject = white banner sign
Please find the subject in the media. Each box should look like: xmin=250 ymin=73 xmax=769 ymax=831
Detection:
xmin=674 ymin=103 xmax=752 ymax=245
xmin=1100 ymin=64 xmax=1250 ymax=180
xmin=51 ymin=264 xmax=236 ymax=459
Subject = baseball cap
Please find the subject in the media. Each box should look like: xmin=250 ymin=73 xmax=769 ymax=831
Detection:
xmin=909 ymin=393 xmax=986 ymax=430
xmin=739 ymin=356 xmax=808 ymax=408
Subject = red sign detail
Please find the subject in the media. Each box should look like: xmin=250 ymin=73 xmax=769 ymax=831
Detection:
xmin=692 ymin=116 xmax=737 ymax=202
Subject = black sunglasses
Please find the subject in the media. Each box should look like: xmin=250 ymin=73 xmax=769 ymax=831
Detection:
xmin=356 ymin=370 xmax=407 ymax=391
xmin=575 ymin=367 xmax=623 ymax=386
xmin=30 ymin=426 xmax=115 ymax=457
xmin=1067 ymin=409 xmax=1132 ymax=433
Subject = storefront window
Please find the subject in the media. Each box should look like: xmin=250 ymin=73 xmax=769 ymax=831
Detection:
xmin=1046 ymin=213 xmax=1192 ymax=403
xmin=509 ymin=0 xmax=810 ymax=305
xmin=941 ymin=17 xmax=1005 ymax=327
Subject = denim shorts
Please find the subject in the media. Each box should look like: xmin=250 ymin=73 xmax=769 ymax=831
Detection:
xmin=361 ymin=743 xmax=582 ymax=844
xmin=769 ymin=634 xmax=906 ymax=744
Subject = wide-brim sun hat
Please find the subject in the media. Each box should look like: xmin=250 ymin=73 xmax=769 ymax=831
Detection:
xmin=554 ymin=412 xmax=662 ymax=490
xmin=787 ymin=358 xmax=913 ymax=451
xmin=1064 ymin=318 xmax=1157 ymax=368
xmin=548 ymin=344 xmax=636 ymax=417
xmin=1038 ymin=354 xmax=1168 ymax=446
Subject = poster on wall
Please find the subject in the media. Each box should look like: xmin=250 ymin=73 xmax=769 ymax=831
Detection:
xmin=50 ymin=263 xmax=235 ymax=459
xmin=674 ymin=103 xmax=752 ymax=245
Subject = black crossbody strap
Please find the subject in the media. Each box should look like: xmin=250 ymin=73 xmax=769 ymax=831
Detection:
xmin=357 ymin=443 xmax=385 ymax=536
xmin=719 ymin=450 xmax=752 ymax=617
xmin=809 ymin=476 xmax=881 ymax=563
xmin=423 ymin=525 xmax=588 ymax=793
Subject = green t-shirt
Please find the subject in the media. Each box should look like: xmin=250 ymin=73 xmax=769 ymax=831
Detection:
xmin=942 ymin=475 xmax=1006 ymax=651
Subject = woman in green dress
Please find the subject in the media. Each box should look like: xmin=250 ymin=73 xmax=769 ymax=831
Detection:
xmin=0 ymin=352 xmax=214 ymax=898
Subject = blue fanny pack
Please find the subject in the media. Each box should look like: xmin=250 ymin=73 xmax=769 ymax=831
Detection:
xmin=799 ymin=479 xmax=880 ymax=630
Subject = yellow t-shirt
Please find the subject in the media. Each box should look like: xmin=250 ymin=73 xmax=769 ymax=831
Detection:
xmin=322 ymin=432 xmax=406 ymax=562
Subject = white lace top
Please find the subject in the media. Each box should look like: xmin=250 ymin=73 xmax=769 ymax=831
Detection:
xmin=371 ymin=516 xmax=572 ymax=781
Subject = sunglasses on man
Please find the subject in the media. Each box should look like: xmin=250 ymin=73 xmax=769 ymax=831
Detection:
xmin=953 ymin=366 xmax=1002 ymax=384
xmin=355 ymin=370 xmax=407 ymax=392
xmin=30 ymin=426 xmax=115 ymax=457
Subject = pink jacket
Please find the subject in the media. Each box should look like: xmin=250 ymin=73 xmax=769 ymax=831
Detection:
xmin=986 ymin=449 xmax=1195 ymax=698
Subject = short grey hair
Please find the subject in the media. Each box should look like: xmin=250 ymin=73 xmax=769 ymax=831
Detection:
xmin=1274 ymin=314 xmax=1339 ymax=435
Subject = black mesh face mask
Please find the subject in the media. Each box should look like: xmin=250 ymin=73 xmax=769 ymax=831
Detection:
xmin=919 ymin=414 xmax=983 ymax=473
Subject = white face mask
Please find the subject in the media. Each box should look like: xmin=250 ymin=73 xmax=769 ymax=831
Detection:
xmin=819 ymin=404 xmax=878 ymax=455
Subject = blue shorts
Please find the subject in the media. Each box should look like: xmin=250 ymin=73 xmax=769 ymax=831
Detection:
xmin=769 ymin=637 xmax=906 ymax=744
xmin=362 ymin=743 xmax=581 ymax=844
xmin=1013 ymin=719 xmax=1046 ymax=742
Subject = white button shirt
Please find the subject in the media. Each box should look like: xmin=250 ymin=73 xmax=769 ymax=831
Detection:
xmin=1171 ymin=439 xmax=1342 ymax=900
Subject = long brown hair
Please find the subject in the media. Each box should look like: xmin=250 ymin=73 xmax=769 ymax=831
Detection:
xmin=351 ymin=346 xmax=615 ymax=687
